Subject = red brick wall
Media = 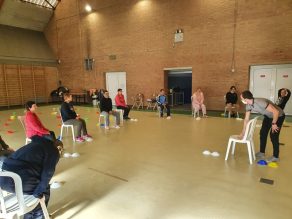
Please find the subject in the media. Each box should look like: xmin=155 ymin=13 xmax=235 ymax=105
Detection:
xmin=44 ymin=0 xmax=292 ymax=111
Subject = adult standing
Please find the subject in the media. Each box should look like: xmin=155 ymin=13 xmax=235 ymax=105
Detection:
xmin=238 ymin=91 xmax=285 ymax=162
xmin=226 ymin=86 xmax=239 ymax=118
xmin=275 ymin=88 xmax=291 ymax=110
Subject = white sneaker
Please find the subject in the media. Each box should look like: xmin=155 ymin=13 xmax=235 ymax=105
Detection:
xmin=167 ymin=116 xmax=171 ymax=119
xmin=105 ymin=126 xmax=110 ymax=130
xmin=115 ymin=126 xmax=120 ymax=129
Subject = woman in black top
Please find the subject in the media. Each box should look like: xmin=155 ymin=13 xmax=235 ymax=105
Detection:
xmin=275 ymin=88 xmax=291 ymax=110
xmin=226 ymin=86 xmax=239 ymax=118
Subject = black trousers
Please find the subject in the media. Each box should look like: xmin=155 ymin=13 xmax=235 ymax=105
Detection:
xmin=0 ymin=173 xmax=50 ymax=219
xmin=260 ymin=115 xmax=285 ymax=158
xmin=117 ymin=106 xmax=131 ymax=117
xmin=42 ymin=131 xmax=56 ymax=142
xmin=159 ymin=104 xmax=170 ymax=116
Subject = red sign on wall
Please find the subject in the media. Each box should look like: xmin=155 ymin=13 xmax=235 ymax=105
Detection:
xmin=260 ymin=75 xmax=265 ymax=77
xmin=283 ymin=75 xmax=288 ymax=78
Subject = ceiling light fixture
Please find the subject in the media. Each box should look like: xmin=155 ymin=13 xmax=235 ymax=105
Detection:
xmin=85 ymin=5 xmax=92 ymax=11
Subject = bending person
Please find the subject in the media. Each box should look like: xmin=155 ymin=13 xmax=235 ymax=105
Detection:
xmin=0 ymin=135 xmax=15 ymax=157
xmin=157 ymin=89 xmax=171 ymax=119
xmin=0 ymin=136 xmax=63 ymax=219
xmin=115 ymin=88 xmax=131 ymax=120
xmin=60 ymin=93 xmax=92 ymax=142
xmin=238 ymin=91 xmax=285 ymax=163
xmin=226 ymin=86 xmax=239 ymax=118
xmin=192 ymin=87 xmax=208 ymax=118
xmin=100 ymin=90 xmax=121 ymax=130
xmin=275 ymin=88 xmax=291 ymax=110
xmin=25 ymin=101 xmax=56 ymax=142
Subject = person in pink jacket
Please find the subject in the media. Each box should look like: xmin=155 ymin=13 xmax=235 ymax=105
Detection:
xmin=192 ymin=87 xmax=208 ymax=118
xmin=25 ymin=101 xmax=56 ymax=142
xmin=115 ymin=89 xmax=131 ymax=120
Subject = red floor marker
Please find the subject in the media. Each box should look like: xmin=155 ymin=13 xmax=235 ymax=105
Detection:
xmin=56 ymin=116 xmax=61 ymax=119
xmin=38 ymin=113 xmax=42 ymax=115
xmin=7 ymin=131 xmax=13 ymax=134
xmin=74 ymin=108 xmax=77 ymax=110
xmin=4 ymin=124 xmax=8 ymax=126
xmin=7 ymin=119 xmax=11 ymax=121
xmin=96 ymin=112 xmax=100 ymax=114
xmin=78 ymin=115 xmax=81 ymax=117
xmin=57 ymin=124 xmax=61 ymax=127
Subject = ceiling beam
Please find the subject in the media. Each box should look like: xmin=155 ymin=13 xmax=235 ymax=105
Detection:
xmin=0 ymin=0 xmax=5 ymax=10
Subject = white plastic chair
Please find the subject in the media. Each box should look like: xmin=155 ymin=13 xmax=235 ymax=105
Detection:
xmin=224 ymin=95 xmax=239 ymax=118
xmin=115 ymin=109 xmax=123 ymax=125
xmin=59 ymin=110 xmax=75 ymax=141
xmin=191 ymin=96 xmax=200 ymax=117
xmin=225 ymin=116 xmax=259 ymax=164
xmin=19 ymin=117 xmax=32 ymax=145
xmin=99 ymin=113 xmax=117 ymax=127
xmin=0 ymin=171 xmax=50 ymax=219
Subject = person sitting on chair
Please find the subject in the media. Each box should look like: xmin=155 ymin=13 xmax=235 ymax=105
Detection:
xmin=275 ymin=88 xmax=291 ymax=110
xmin=157 ymin=89 xmax=171 ymax=119
xmin=0 ymin=136 xmax=63 ymax=219
xmin=238 ymin=91 xmax=285 ymax=163
xmin=100 ymin=90 xmax=122 ymax=130
xmin=226 ymin=86 xmax=239 ymax=118
xmin=0 ymin=135 xmax=14 ymax=157
xmin=60 ymin=93 xmax=92 ymax=142
xmin=192 ymin=87 xmax=208 ymax=118
xmin=25 ymin=101 xmax=56 ymax=142
xmin=115 ymin=88 xmax=131 ymax=120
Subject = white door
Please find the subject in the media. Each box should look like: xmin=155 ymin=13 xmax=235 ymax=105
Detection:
xmin=106 ymin=72 xmax=127 ymax=105
xmin=275 ymin=68 xmax=292 ymax=114
xmin=252 ymin=68 xmax=273 ymax=100
xmin=117 ymin=73 xmax=127 ymax=104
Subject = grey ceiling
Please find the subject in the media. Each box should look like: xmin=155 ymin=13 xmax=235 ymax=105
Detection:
xmin=0 ymin=0 xmax=54 ymax=32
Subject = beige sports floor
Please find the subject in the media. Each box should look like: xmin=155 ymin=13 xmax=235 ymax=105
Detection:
xmin=1 ymin=105 xmax=292 ymax=219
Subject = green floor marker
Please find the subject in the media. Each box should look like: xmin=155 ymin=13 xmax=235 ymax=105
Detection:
xmin=13 ymin=112 xmax=16 ymax=115
xmin=77 ymin=108 xmax=80 ymax=110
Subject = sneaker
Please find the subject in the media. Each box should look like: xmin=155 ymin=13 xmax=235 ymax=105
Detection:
xmin=76 ymin=136 xmax=85 ymax=142
xmin=160 ymin=114 xmax=164 ymax=117
xmin=266 ymin=156 xmax=279 ymax=163
xmin=83 ymin=134 xmax=92 ymax=138
xmin=167 ymin=116 xmax=171 ymax=119
xmin=105 ymin=126 xmax=110 ymax=130
xmin=115 ymin=126 xmax=120 ymax=129
xmin=116 ymin=124 xmax=122 ymax=127
xmin=126 ymin=116 xmax=131 ymax=120
xmin=123 ymin=117 xmax=127 ymax=121
xmin=255 ymin=152 xmax=265 ymax=159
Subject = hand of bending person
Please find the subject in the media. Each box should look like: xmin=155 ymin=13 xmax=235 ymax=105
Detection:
xmin=7 ymin=148 xmax=14 ymax=152
xmin=40 ymin=195 xmax=45 ymax=202
xmin=272 ymin=124 xmax=279 ymax=133
xmin=76 ymin=117 xmax=79 ymax=120
xmin=109 ymin=111 xmax=112 ymax=115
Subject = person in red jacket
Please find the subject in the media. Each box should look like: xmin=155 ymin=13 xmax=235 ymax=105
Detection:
xmin=115 ymin=89 xmax=131 ymax=120
xmin=25 ymin=101 xmax=56 ymax=142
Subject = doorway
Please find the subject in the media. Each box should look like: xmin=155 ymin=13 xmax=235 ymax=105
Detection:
xmin=164 ymin=68 xmax=192 ymax=110
xmin=106 ymin=72 xmax=127 ymax=105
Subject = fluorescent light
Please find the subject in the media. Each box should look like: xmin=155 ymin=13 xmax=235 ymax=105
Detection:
xmin=85 ymin=5 xmax=92 ymax=11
